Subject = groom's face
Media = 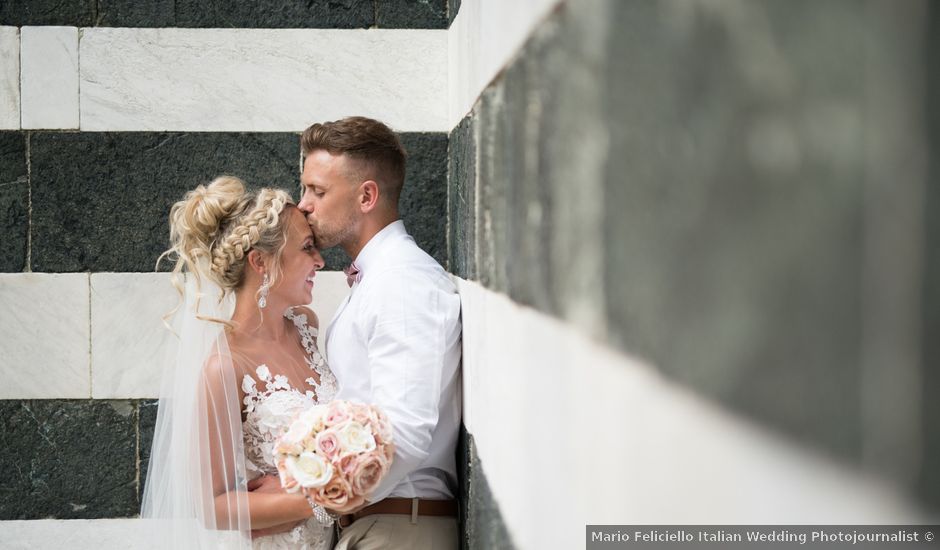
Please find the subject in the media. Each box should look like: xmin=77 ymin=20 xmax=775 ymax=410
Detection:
xmin=299 ymin=149 xmax=360 ymax=250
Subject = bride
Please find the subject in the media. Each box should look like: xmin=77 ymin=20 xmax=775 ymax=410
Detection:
xmin=142 ymin=176 xmax=338 ymax=549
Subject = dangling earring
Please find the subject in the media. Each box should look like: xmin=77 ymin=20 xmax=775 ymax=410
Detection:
xmin=258 ymin=273 xmax=270 ymax=309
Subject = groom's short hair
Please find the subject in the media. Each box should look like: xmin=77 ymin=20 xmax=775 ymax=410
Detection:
xmin=301 ymin=117 xmax=407 ymax=207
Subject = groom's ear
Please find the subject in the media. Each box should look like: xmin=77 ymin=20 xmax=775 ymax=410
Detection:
xmin=246 ymin=250 xmax=265 ymax=273
xmin=358 ymin=180 xmax=380 ymax=213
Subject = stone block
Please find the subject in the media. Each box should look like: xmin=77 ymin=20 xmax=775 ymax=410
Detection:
xmin=399 ymin=133 xmax=449 ymax=266
xmin=175 ymin=0 xmax=373 ymax=28
xmin=20 ymin=26 xmax=79 ymax=130
xmin=448 ymin=0 xmax=462 ymax=27
xmin=29 ymin=131 xmax=298 ymax=272
xmin=138 ymin=399 xmax=158 ymax=496
xmin=464 ymin=432 xmax=516 ymax=550
xmin=0 ymin=27 xmax=19 ymax=129
xmin=0 ymin=132 xmax=27 ymax=271
xmin=920 ymin=1 xmax=940 ymax=508
xmin=90 ymin=273 xmax=178 ymax=399
xmin=79 ymin=28 xmax=447 ymax=132
xmin=376 ymin=0 xmax=448 ymax=29
xmin=447 ymin=114 xmax=476 ymax=278
xmin=0 ymin=519 xmax=162 ymax=549
xmin=96 ymin=0 xmax=174 ymax=27
xmin=0 ymin=400 xmax=138 ymax=519
xmin=0 ymin=273 xmax=90 ymax=399
xmin=475 ymin=84 xmax=511 ymax=295
xmin=0 ymin=0 xmax=94 ymax=26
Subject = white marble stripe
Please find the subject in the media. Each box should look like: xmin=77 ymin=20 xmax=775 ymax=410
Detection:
xmin=0 ymin=26 xmax=19 ymax=129
xmin=78 ymin=28 xmax=447 ymax=133
xmin=89 ymin=273 xmax=179 ymax=399
xmin=0 ymin=519 xmax=160 ymax=549
xmin=0 ymin=272 xmax=349 ymax=399
xmin=448 ymin=0 xmax=564 ymax=129
xmin=456 ymin=277 xmax=931 ymax=550
xmin=0 ymin=273 xmax=90 ymax=399
xmin=20 ymin=26 xmax=79 ymax=130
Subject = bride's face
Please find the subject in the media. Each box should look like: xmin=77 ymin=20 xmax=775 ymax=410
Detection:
xmin=270 ymin=208 xmax=325 ymax=306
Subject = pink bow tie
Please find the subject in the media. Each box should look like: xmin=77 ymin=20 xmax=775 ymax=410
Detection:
xmin=344 ymin=262 xmax=361 ymax=287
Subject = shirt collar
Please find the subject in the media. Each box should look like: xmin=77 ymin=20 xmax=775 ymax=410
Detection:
xmin=353 ymin=219 xmax=405 ymax=274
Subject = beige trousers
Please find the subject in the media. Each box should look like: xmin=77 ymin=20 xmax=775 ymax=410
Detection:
xmin=334 ymin=514 xmax=458 ymax=550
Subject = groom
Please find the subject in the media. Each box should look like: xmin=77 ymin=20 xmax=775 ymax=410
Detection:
xmin=297 ymin=116 xmax=462 ymax=549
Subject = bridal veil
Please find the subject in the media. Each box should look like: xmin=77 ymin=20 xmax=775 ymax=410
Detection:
xmin=141 ymin=272 xmax=252 ymax=548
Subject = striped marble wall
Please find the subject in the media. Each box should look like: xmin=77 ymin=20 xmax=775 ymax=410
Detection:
xmin=0 ymin=1 xmax=457 ymax=547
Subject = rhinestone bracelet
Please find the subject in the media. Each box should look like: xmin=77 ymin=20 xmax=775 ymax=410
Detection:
xmin=306 ymin=494 xmax=338 ymax=525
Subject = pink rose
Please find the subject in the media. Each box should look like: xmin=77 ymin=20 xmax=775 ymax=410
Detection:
xmin=324 ymin=401 xmax=352 ymax=427
xmin=351 ymin=406 xmax=372 ymax=427
xmin=315 ymin=429 xmax=342 ymax=461
xmin=350 ymin=452 xmax=388 ymax=496
xmin=313 ymin=474 xmax=365 ymax=513
xmin=276 ymin=457 xmax=300 ymax=493
xmin=336 ymin=454 xmax=358 ymax=476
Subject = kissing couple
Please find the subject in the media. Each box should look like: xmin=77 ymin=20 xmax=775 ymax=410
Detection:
xmin=141 ymin=117 xmax=462 ymax=550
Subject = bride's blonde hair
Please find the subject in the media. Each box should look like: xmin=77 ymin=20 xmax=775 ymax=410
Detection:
xmin=160 ymin=176 xmax=295 ymax=321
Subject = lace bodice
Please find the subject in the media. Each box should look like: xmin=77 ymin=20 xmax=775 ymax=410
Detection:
xmin=241 ymin=308 xmax=337 ymax=550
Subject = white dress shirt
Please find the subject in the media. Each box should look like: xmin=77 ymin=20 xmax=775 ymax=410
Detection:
xmin=325 ymin=220 xmax=462 ymax=502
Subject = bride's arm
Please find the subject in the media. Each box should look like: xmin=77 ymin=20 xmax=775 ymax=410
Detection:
xmin=241 ymin=475 xmax=313 ymax=531
xmin=202 ymin=354 xmax=314 ymax=530
xmin=218 ymin=487 xmax=312 ymax=530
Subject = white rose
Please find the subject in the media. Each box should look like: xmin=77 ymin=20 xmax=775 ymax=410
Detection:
xmin=299 ymin=404 xmax=328 ymax=431
xmin=277 ymin=415 xmax=314 ymax=456
xmin=287 ymin=452 xmax=333 ymax=489
xmin=335 ymin=421 xmax=377 ymax=454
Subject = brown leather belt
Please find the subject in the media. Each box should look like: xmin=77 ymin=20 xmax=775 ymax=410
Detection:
xmin=338 ymin=498 xmax=458 ymax=528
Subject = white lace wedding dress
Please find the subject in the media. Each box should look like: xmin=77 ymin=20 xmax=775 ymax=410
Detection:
xmin=241 ymin=308 xmax=338 ymax=550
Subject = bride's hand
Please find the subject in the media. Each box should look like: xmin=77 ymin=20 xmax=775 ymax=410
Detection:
xmin=248 ymin=475 xmax=307 ymax=538
xmin=247 ymin=474 xmax=284 ymax=494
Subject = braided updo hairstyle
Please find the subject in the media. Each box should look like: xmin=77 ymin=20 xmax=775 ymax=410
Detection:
xmin=161 ymin=176 xmax=295 ymax=314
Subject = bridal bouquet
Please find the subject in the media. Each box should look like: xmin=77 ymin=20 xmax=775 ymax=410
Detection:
xmin=273 ymin=400 xmax=394 ymax=513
